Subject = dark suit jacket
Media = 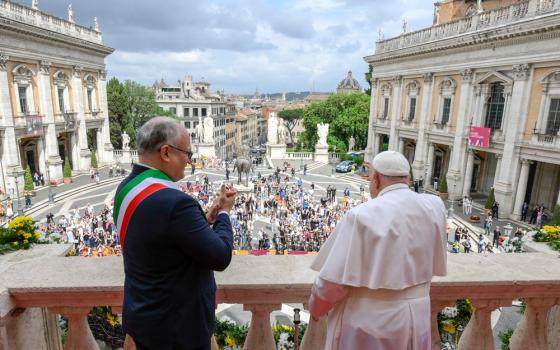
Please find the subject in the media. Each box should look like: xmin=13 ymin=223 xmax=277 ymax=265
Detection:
xmin=118 ymin=164 xmax=233 ymax=348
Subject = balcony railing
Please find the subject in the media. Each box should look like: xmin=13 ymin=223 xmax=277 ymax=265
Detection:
xmin=530 ymin=132 xmax=560 ymax=148
xmin=1 ymin=251 xmax=560 ymax=349
xmin=285 ymin=152 xmax=313 ymax=159
xmin=373 ymin=0 xmax=558 ymax=56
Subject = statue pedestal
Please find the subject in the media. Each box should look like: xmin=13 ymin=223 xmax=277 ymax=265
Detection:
xmin=197 ymin=143 xmax=216 ymax=159
xmin=314 ymin=145 xmax=329 ymax=164
xmin=119 ymin=149 xmax=132 ymax=165
xmin=267 ymin=143 xmax=286 ymax=159
xmin=233 ymin=183 xmax=253 ymax=194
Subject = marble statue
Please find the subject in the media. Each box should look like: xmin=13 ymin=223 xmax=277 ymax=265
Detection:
xmin=68 ymin=4 xmax=74 ymax=23
xmin=477 ymin=0 xmax=484 ymax=13
xmin=122 ymin=132 xmax=130 ymax=150
xmin=349 ymin=136 xmax=356 ymax=151
xmin=195 ymin=117 xmax=204 ymax=143
xmin=317 ymin=123 xmax=329 ymax=147
xmin=203 ymin=116 xmax=214 ymax=143
xmin=267 ymin=113 xmax=278 ymax=144
xmin=31 ymin=0 xmax=38 ymax=10
xmin=94 ymin=17 xmax=99 ymax=31
xmin=277 ymin=118 xmax=286 ymax=144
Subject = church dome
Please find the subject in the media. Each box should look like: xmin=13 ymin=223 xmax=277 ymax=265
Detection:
xmin=337 ymin=70 xmax=361 ymax=92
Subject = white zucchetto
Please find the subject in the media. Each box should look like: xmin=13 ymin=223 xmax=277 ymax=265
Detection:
xmin=372 ymin=151 xmax=410 ymax=177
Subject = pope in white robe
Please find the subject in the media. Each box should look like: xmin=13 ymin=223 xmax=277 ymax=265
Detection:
xmin=309 ymin=151 xmax=447 ymax=350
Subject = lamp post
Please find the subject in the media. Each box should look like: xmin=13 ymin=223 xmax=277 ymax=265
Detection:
xmin=11 ymin=170 xmax=24 ymax=216
xmin=293 ymin=308 xmax=301 ymax=350
xmin=448 ymin=174 xmax=459 ymax=218
xmin=45 ymin=159 xmax=54 ymax=204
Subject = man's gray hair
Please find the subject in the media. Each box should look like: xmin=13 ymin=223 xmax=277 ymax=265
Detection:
xmin=136 ymin=117 xmax=184 ymax=155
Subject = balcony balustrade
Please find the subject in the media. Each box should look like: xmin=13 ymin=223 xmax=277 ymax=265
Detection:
xmin=373 ymin=0 xmax=559 ymax=56
xmin=1 ymin=249 xmax=560 ymax=349
xmin=285 ymin=152 xmax=313 ymax=160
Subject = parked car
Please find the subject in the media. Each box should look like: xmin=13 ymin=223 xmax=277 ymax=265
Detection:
xmin=335 ymin=160 xmax=356 ymax=173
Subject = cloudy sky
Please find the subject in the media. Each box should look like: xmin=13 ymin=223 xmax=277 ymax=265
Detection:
xmin=30 ymin=0 xmax=434 ymax=94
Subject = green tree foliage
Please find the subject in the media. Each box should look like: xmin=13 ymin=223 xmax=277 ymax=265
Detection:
xmin=485 ymin=188 xmax=496 ymax=210
xmin=63 ymin=157 xmax=72 ymax=178
xmin=299 ymin=92 xmax=370 ymax=151
xmin=439 ymin=174 xmax=448 ymax=193
xmin=24 ymin=166 xmax=34 ymax=192
xmin=550 ymin=205 xmax=560 ymax=226
xmin=90 ymin=150 xmax=98 ymax=169
xmin=278 ymin=108 xmax=303 ymax=146
xmin=364 ymin=64 xmax=374 ymax=96
xmin=107 ymin=78 xmax=172 ymax=149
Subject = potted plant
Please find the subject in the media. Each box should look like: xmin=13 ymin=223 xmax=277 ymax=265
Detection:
xmin=63 ymin=157 xmax=72 ymax=184
xmin=90 ymin=149 xmax=98 ymax=169
xmin=23 ymin=166 xmax=35 ymax=196
xmin=439 ymin=173 xmax=448 ymax=200
xmin=485 ymin=188 xmax=495 ymax=215
xmin=469 ymin=215 xmax=481 ymax=223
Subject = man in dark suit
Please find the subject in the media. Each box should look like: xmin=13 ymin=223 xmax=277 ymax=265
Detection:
xmin=116 ymin=117 xmax=236 ymax=349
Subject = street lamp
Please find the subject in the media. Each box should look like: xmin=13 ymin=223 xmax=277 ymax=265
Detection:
xmin=504 ymin=223 xmax=513 ymax=239
xmin=448 ymin=174 xmax=459 ymax=218
xmin=45 ymin=159 xmax=54 ymax=204
xmin=10 ymin=170 xmax=24 ymax=216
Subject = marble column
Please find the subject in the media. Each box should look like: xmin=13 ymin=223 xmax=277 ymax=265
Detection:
xmin=494 ymin=64 xmax=532 ymax=218
xmin=365 ymin=79 xmax=378 ymax=163
xmin=72 ymin=66 xmax=91 ymax=172
xmin=372 ymin=134 xmax=381 ymax=156
xmin=493 ymin=154 xmax=502 ymax=190
xmin=412 ymin=73 xmax=434 ymax=180
xmin=398 ymin=138 xmax=405 ymax=154
xmin=97 ymin=70 xmax=114 ymax=164
xmin=49 ymin=307 xmax=97 ymax=350
xmin=37 ymin=60 xmax=63 ymax=181
xmin=0 ymin=53 xmax=24 ymax=192
xmin=448 ymin=68 xmax=474 ymax=200
xmin=462 ymin=150 xmax=475 ymax=197
xmin=243 ymin=304 xmax=280 ymax=350
xmin=389 ymin=76 xmax=403 ymax=151
xmin=425 ymin=143 xmax=435 ymax=187
xmin=510 ymin=298 xmax=556 ymax=350
xmin=512 ymin=159 xmax=533 ymax=219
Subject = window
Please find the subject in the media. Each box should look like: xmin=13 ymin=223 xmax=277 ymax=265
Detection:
xmin=193 ymin=108 xmax=199 ymax=117
xmin=169 ymin=107 xmax=177 ymax=115
xmin=484 ymin=83 xmax=505 ymax=130
xmin=184 ymin=108 xmax=190 ymax=117
xmin=546 ymin=98 xmax=560 ymax=135
xmin=382 ymin=97 xmax=389 ymax=119
xmin=441 ymin=98 xmax=451 ymax=125
xmin=87 ymin=89 xmax=93 ymax=112
xmin=408 ymin=97 xmax=416 ymax=121
xmin=202 ymin=108 xmax=207 ymax=117
xmin=185 ymin=121 xmax=191 ymax=128
xmin=18 ymin=86 xmax=27 ymax=114
xmin=58 ymin=88 xmax=65 ymax=113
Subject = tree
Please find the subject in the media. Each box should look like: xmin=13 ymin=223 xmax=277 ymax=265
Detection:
xmin=90 ymin=150 xmax=98 ymax=169
xmin=24 ymin=166 xmax=34 ymax=192
xmin=299 ymin=92 xmax=370 ymax=151
xmin=550 ymin=205 xmax=560 ymax=226
xmin=107 ymin=77 xmax=131 ymax=149
xmin=439 ymin=174 xmax=448 ymax=193
xmin=364 ymin=64 xmax=374 ymax=96
xmin=63 ymin=157 xmax=72 ymax=178
xmin=485 ymin=188 xmax=496 ymax=210
xmin=278 ymin=109 xmax=303 ymax=147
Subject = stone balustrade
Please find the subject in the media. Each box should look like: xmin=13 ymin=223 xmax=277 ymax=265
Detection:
xmin=374 ymin=0 xmax=559 ymax=55
xmin=1 ymin=250 xmax=560 ymax=349
xmin=0 ymin=0 xmax=103 ymax=45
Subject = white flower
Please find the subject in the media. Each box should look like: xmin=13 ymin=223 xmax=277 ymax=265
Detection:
xmin=441 ymin=306 xmax=458 ymax=318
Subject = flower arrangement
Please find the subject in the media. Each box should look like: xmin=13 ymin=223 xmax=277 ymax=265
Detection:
xmin=534 ymin=225 xmax=560 ymax=251
xmin=0 ymin=216 xmax=41 ymax=251
xmin=437 ymin=299 xmax=474 ymax=345
xmin=469 ymin=215 xmax=481 ymax=223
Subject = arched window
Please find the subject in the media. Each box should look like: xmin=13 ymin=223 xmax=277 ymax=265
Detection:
xmin=484 ymin=83 xmax=505 ymax=130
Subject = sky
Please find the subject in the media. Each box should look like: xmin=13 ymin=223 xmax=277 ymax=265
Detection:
xmin=29 ymin=0 xmax=434 ymax=95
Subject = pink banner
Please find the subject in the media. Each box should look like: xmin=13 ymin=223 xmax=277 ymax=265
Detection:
xmin=468 ymin=127 xmax=491 ymax=148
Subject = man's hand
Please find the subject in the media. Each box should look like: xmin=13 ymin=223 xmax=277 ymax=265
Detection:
xmin=206 ymin=197 xmax=221 ymax=224
xmin=219 ymin=183 xmax=237 ymax=213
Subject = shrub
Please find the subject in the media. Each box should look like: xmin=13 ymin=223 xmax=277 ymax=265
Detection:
xmin=24 ymin=166 xmax=34 ymax=192
xmin=499 ymin=328 xmax=514 ymax=350
xmin=63 ymin=157 xmax=72 ymax=178
xmin=91 ymin=150 xmax=98 ymax=169
xmin=5 ymin=216 xmax=40 ymax=250
xmin=439 ymin=174 xmax=448 ymax=193
xmin=551 ymin=205 xmax=560 ymax=226
xmin=485 ymin=188 xmax=495 ymax=210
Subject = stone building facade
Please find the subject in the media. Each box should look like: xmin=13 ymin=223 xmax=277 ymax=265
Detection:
xmin=154 ymin=75 xmax=236 ymax=159
xmin=365 ymin=0 xmax=560 ymax=219
xmin=0 ymin=1 xmax=114 ymax=192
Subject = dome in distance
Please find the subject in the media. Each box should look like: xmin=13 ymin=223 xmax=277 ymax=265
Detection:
xmin=337 ymin=70 xmax=361 ymax=93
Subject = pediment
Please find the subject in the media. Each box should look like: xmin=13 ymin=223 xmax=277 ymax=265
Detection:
xmin=475 ymin=71 xmax=513 ymax=85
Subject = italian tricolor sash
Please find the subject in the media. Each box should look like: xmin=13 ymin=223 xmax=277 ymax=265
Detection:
xmin=113 ymin=169 xmax=179 ymax=248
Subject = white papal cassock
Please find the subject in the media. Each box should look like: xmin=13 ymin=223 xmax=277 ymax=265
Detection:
xmin=310 ymin=183 xmax=447 ymax=350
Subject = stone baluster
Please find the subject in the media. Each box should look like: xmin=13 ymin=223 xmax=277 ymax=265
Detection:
xmin=243 ymin=303 xmax=280 ymax=350
xmin=300 ymin=303 xmax=327 ymax=350
xmin=431 ymin=300 xmax=453 ymax=350
xmin=49 ymin=307 xmax=98 ymax=350
xmin=510 ymin=298 xmax=557 ymax=350
xmin=457 ymin=299 xmax=501 ymax=350
xmin=0 ymin=316 xmax=8 ymax=350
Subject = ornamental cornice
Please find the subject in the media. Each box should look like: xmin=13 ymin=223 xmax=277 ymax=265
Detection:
xmin=423 ymin=73 xmax=434 ymax=83
xmin=512 ymin=63 xmax=531 ymax=81
xmin=39 ymin=60 xmax=51 ymax=75
xmin=364 ymin=17 xmax=560 ymax=65
xmin=73 ymin=65 xmax=84 ymax=78
xmin=0 ymin=52 xmax=7 ymax=71
xmin=460 ymin=68 xmax=474 ymax=83
xmin=393 ymin=75 xmax=403 ymax=87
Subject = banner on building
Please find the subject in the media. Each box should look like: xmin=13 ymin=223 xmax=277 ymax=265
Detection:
xmin=24 ymin=115 xmax=43 ymax=138
xmin=468 ymin=126 xmax=491 ymax=148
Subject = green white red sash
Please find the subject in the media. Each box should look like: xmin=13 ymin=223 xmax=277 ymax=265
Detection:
xmin=113 ymin=169 xmax=179 ymax=247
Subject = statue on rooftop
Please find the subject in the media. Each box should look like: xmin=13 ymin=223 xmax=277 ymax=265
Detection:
xmin=68 ymin=4 xmax=74 ymax=23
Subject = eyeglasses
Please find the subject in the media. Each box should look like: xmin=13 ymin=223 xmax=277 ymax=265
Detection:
xmin=167 ymin=144 xmax=193 ymax=160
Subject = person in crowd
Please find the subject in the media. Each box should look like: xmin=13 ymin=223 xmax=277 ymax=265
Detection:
xmin=117 ymin=117 xmax=237 ymax=350
xmin=521 ymin=202 xmax=529 ymax=222
xmin=308 ymin=151 xmax=447 ymax=349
